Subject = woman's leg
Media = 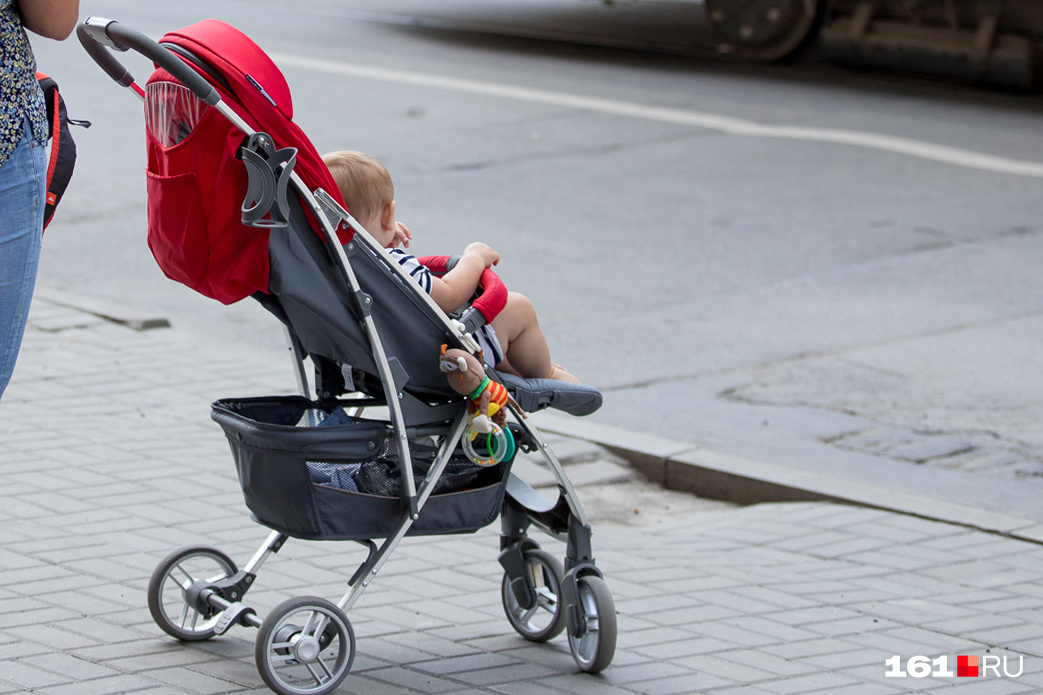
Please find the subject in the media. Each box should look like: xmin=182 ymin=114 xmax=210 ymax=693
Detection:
xmin=0 ymin=122 xmax=47 ymax=399
xmin=490 ymin=291 xmax=579 ymax=382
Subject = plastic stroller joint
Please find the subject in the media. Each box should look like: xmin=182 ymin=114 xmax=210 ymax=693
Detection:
xmin=443 ymin=255 xmax=491 ymax=334
xmin=566 ymin=520 xmax=595 ymax=570
xmin=186 ymin=570 xmax=257 ymax=614
xmin=213 ymin=602 xmax=259 ymax=635
xmin=562 ymin=562 xmax=604 ymax=639
xmin=80 ymin=17 xmax=128 ymax=51
xmin=347 ymin=540 xmax=379 ymax=588
xmin=350 ymin=290 xmax=373 ymax=317
xmin=561 ymin=522 xmax=602 ymax=636
xmin=497 ymin=538 xmax=543 ymax=610
xmin=77 ymin=19 xmax=133 ymax=88
xmin=458 ymin=307 xmax=486 ymax=335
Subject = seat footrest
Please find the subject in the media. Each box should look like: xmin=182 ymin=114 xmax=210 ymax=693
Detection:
xmin=495 ymin=371 xmax=602 ymax=416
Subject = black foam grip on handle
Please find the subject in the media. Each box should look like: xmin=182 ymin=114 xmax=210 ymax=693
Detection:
xmin=78 ymin=16 xmax=220 ymax=105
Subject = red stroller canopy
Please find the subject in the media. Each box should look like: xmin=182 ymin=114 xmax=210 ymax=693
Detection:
xmin=145 ymin=19 xmax=348 ymax=304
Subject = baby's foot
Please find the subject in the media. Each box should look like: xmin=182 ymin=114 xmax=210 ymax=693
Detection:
xmin=551 ymin=363 xmax=582 ymax=384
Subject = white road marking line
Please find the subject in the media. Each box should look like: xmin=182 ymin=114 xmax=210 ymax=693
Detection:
xmin=272 ymin=52 xmax=1043 ymax=178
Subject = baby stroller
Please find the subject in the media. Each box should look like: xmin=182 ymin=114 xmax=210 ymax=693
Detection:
xmin=79 ymin=17 xmax=617 ymax=695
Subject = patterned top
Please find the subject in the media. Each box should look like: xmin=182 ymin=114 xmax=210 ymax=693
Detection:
xmin=0 ymin=0 xmax=48 ymax=169
xmin=388 ymin=248 xmax=433 ymax=294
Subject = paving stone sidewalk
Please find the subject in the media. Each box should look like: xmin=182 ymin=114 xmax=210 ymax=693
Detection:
xmin=2 ymin=296 xmax=1043 ymax=694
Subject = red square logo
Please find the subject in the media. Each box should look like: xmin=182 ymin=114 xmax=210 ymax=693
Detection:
xmin=957 ymin=655 xmax=979 ymax=677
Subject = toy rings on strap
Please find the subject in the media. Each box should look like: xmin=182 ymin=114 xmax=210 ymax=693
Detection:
xmin=417 ymin=255 xmax=508 ymax=334
xmin=462 ymin=422 xmax=515 ymax=467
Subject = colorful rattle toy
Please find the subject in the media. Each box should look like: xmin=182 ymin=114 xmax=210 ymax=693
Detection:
xmin=439 ymin=344 xmax=521 ymax=466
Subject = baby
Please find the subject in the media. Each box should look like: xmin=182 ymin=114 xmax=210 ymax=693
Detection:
xmin=322 ymin=150 xmax=579 ymax=383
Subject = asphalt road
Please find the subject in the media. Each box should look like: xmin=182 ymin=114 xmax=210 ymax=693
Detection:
xmin=32 ymin=0 xmax=1043 ymax=482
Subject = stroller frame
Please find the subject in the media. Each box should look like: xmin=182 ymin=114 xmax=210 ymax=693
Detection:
xmin=80 ymin=16 xmax=616 ymax=695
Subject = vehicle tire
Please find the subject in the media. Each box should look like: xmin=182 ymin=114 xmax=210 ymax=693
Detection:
xmin=705 ymin=0 xmax=821 ymax=62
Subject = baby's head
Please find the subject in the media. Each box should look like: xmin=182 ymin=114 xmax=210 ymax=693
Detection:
xmin=322 ymin=150 xmax=396 ymax=244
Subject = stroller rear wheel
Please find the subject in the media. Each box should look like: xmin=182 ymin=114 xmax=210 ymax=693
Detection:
xmin=501 ymin=548 xmax=566 ymax=642
xmin=567 ymin=575 xmax=617 ymax=674
xmin=256 ymin=596 xmax=355 ymax=695
xmin=147 ymin=545 xmax=237 ymax=641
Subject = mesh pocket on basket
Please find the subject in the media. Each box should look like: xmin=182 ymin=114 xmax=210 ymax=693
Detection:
xmin=301 ymin=408 xmax=370 ymax=493
xmin=297 ymin=407 xmax=351 ymax=428
xmin=354 ymin=436 xmax=481 ymax=497
xmin=306 ymin=461 xmax=361 ymax=492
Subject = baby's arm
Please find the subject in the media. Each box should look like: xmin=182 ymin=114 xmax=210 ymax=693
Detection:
xmin=429 ymin=242 xmax=499 ymax=313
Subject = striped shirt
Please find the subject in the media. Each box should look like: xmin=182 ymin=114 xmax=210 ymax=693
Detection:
xmin=388 ymin=248 xmax=432 ymax=294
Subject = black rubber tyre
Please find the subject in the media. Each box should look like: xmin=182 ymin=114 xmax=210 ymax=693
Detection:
xmin=568 ymin=575 xmax=617 ymax=674
xmin=255 ymin=596 xmax=355 ymax=695
xmin=704 ymin=0 xmax=821 ymax=62
xmin=501 ymin=548 xmax=567 ymax=642
xmin=147 ymin=545 xmax=237 ymax=642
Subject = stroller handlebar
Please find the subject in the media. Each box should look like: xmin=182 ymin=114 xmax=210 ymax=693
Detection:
xmin=417 ymin=255 xmax=509 ymax=334
xmin=78 ymin=17 xmax=220 ymax=106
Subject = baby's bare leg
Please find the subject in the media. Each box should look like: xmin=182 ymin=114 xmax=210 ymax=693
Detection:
xmin=490 ymin=292 xmax=579 ymax=383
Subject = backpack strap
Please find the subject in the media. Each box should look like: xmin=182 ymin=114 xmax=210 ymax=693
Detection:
xmin=36 ymin=71 xmax=90 ymax=232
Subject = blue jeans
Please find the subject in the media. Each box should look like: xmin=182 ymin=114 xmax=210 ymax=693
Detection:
xmin=0 ymin=119 xmax=46 ymax=399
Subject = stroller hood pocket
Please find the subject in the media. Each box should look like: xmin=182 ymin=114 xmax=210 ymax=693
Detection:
xmin=144 ymin=79 xmax=272 ymax=305
xmin=146 ymin=170 xmax=209 ymax=287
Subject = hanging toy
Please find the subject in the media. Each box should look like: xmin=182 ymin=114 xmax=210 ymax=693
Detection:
xmin=461 ymin=421 xmax=514 ymax=467
xmin=439 ymin=344 xmax=521 ymax=466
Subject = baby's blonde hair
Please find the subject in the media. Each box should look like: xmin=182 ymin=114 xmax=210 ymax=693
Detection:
xmin=322 ymin=150 xmax=394 ymax=225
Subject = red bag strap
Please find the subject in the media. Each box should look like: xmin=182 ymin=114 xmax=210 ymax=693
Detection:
xmin=35 ymin=71 xmax=89 ymax=232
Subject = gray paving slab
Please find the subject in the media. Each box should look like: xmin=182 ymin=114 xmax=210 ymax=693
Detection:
xmin=1 ymin=295 xmax=1043 ymax=694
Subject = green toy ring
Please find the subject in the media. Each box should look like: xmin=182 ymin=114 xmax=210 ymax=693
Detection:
xmin=463 ymin=422 xmax=514 ymax=466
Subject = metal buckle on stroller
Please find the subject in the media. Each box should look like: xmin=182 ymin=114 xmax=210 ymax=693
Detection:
xmin=80 ymin=16 xmax=618 ymax=695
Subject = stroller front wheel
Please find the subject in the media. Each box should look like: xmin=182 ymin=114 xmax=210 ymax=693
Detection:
xmin=501 ymin=548 xmax=567 ymax=642
xmin=567 ymin=575 xmax=617 ymax=674
xmin=148 ymin=545 xmax=238 ymax=642
xmin=256 ymin=596 xmax=355 ymax=695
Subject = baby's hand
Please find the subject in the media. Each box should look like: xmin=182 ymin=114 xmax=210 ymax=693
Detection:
xmin=464 ymin=242 xmax=499 ymax=268
xmin=390 ymin=221 xmax=412 ymax=249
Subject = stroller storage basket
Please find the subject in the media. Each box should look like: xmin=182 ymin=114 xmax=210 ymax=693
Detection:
xmin=212 ymin=397 xmax=512 ymax=541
